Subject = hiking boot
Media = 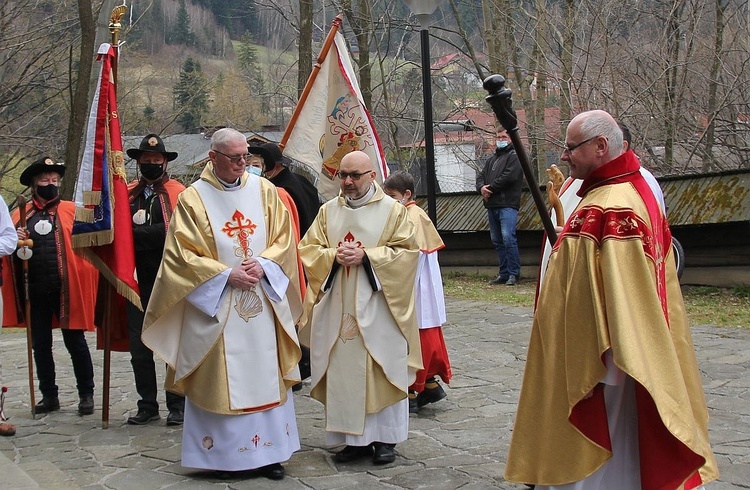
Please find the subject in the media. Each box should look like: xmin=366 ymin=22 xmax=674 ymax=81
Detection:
xmin=78 ymin=394 xmax=94 ymax=416
xmin=35 ymin=397 xmax=60 ymax=414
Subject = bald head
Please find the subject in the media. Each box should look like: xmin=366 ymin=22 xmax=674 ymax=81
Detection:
xmin=339 ymin=151 xmax=375 ymax=199
xmin=563 ymin=110 xmax=625 ymax=180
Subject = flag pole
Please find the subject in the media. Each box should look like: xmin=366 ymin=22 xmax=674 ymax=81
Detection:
xmin=99 ymin=3 xmax=127 ymax=430
xmin=279 ymin=14 xmax=343 ymax=150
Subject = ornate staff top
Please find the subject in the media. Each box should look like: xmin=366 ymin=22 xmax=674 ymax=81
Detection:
xmin=109 ymin=3 xmax=127 ymax=46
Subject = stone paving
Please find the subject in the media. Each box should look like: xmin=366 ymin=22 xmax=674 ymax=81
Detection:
xmin=1 ymin=297 xmax=749 ymax=489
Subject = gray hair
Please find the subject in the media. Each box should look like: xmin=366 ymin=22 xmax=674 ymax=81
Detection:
xmin=211 ymin=128 xmax=246 ymax=151
xmin=578 ymin=110 xmax=623 ymax=161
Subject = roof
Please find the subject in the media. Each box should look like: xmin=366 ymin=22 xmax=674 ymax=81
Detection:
xmin=418 ymin=168 xmax=750 ymax=232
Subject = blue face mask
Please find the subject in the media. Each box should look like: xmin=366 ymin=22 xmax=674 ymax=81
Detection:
xmin=247 ymin=166 xmax=263 ymax=176
xmin=496 ymin=140 xmax=509 ymax=149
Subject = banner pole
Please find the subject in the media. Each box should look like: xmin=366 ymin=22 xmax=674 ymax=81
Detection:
xmin=100 ymin=3 xmax=127 ymax=430
xmin=279 ymin=14 xmax=343 ymax=150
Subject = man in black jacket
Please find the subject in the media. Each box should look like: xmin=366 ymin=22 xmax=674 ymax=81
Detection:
xmin=248 ymin=142 xmax=321 ymax=236
xmin=475 ymin=129 xmax=523 ymax=285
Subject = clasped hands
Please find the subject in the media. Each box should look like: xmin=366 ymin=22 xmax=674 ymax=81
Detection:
xmin=228 ymin=258 xmax=264 ymax=290
xmin=335 ymin=241 xmax=364 ymax=267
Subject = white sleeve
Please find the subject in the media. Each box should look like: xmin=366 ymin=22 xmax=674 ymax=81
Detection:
xmin=0 ymin=203 xmax=17 ymax=257
xmin=186 ymin=269 xmax=231 ymax=317
xmin=256 ymin=257 xmax=289 ymax=302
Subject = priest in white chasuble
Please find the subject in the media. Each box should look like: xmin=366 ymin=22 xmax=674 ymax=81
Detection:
xmin=298 ymin=150 xmax=421 ymax=466
xmin=142 ymin=128 xmax=302 ymax=481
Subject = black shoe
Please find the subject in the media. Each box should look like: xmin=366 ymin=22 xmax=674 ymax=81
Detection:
xmin=78 ymin=394 xmax=94 ymax=416
xmin=127 ymin=410 xmax=160 ymax=425
xmin=166 ymin=409 xmax=184 ymax=426
xmin=409 ymin=393 xmax=419 ymax=414
xmin=258 ymin=463 xmax=285 ymax=480
xmin=417 ymin=381 xmax=447 ymax=407
xmin=489 ymin=274 xmax=509 ymax=285
xmin=292 ymin=382 xmax=303 ymax=392
xmin=505 ymin=275 xmax=518 ymax=286
xmin=35 ymin=397 xmax=60 ymax=414
xmin=333 ymin=444 xmax=373 ymax=463
xmin=372 ymin=442 xmax=396 ymax=465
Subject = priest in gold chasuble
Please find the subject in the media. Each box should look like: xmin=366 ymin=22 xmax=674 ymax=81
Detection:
xmin=505 ymin=111 xmax=717 ymax=489
xmin=142 ymin=129 xmax=302 ymax=480
xmin=298 ymin=151 xmax=421 ymax=465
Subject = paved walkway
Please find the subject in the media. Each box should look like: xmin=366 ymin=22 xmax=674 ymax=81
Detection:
xmin=1 ymin=297 xmax=748 ymax=489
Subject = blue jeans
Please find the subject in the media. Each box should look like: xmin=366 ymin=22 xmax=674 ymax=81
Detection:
xmin=487 ymin=207 xmax=521 ymax=278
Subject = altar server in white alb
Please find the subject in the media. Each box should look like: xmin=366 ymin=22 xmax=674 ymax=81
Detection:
xmin=142 ymin=128 xmax=302 ymax=481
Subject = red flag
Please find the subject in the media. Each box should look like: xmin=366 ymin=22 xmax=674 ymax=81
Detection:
xmin=72 ymin=43 xmax=140 ymax=310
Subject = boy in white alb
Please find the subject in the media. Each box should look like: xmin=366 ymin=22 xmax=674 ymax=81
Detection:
xmin=383 ymin=172 xmax=452 ymax=412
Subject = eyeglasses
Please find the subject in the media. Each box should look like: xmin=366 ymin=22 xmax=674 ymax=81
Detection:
xmin=214 ymin=149 xmax=249 ymax=164
xmin=337 ymin=170 xmax=373 ymax=181
xmin=562 ymin=136 xmax=597 ymax=154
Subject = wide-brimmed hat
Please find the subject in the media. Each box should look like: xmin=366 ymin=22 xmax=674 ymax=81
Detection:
xmin=126 ymin=134 xmax=178 ymax=162
xmin=247 ymin=142 xmax=291 ymax=171
xmin=20 ymin=156 xmax=66 ymax=186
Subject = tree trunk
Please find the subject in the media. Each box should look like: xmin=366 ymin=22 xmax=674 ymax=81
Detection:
xmin=703 ymin=0 xmax=726 ymax=172
xmin=298 ymin=0 xmax=313 ymax=98
xmin=62 ymin=0 xmax=97 ymax=200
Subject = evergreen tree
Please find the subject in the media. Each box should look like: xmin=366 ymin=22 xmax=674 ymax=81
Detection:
xmin=170 ymin=0 xmax=194 ymax=46
xmin=236 ymin=32 xmax=264 ymax=96
xmin=173 ymin=57 xmax=210 ymax=131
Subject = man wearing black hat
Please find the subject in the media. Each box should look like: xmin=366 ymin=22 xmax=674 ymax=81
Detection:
xmin=1 ymin=157 xmax=98 ymax=416
xmin=124 ymin=134 xmax=186 ymax=426
xmin=248 ymin=142 xmax=321 ymax=236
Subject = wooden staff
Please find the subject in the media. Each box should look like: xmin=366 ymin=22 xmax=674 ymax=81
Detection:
xmin=15 ymin=195 xmax=36 ymax=418
xmin=279 ymin=13 xmax=343 ymax=150
xmin=483 ymin=74 xmax=558 ymax=246
xmin=97 ymin=3 xmax=128 ymax=430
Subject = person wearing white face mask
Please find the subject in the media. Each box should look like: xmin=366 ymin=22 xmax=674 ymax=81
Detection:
xmin=475 ymin=127 xmax=524 ymax=286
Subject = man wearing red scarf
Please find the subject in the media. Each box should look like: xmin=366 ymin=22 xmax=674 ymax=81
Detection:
xmin=505 ymin=110 xmax=718 ymax=489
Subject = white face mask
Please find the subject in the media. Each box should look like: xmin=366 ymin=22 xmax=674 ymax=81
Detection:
xmin=247 ymin=166 xmax=263 ymax=176
xmin=496 ymin=140 xmax=509 ymax=149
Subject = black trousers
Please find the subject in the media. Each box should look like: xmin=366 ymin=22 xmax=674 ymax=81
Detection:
xmin=126 ymin=301 xmax=184 ymax=413
xmin=30 ymin=291 xmax=94 ymax=399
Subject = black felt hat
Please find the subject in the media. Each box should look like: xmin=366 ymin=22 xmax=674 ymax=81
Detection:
xmin=126 ymin=134 xmax=178 ymax=162
xmin=20 ymin=157 xmax=66 ymax=186
xmin=247 ymin=142 xmax=291 ymax=171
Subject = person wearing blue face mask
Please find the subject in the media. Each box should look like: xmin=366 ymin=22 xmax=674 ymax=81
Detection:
xmin=476 ymin=127 xmax=523 ymax=286
xmin=122 ymin=134 xmax=186 ymax=426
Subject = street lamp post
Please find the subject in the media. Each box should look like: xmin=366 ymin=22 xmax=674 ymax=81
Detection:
xmin=405 ymin=0 xmax=440 ymax=225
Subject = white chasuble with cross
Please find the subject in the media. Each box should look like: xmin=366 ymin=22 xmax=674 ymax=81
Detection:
xmin=192 ymin=177 xmax=280 ymax=411
xmin=311 ymin=200 xmax=409 ymax=435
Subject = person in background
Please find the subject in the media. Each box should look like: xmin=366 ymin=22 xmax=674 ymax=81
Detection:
xmin=475 ymin=128 xmax=523 ymax=286
xmin=383 ymin=171 xmax=452 ymax=414
xmin=298 ymin=151 xmax=420 ymax=466
xmin=2 ymin=157 xmax=98 ymax=417
xmin=123 ymin=134 xmax=186 ymax=426
xmin=505 ymin=110 xmax=718 ymax=488
xmin=141 ymin=128 xmax=302 ymax=480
